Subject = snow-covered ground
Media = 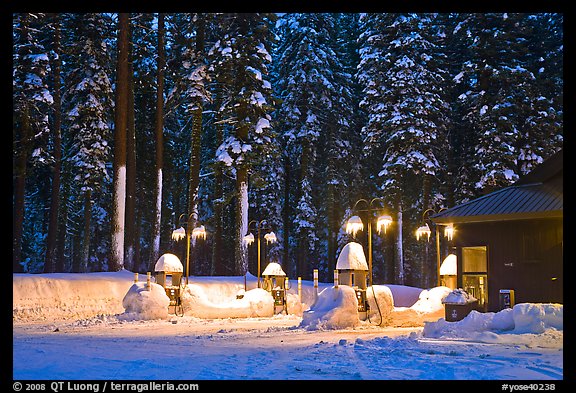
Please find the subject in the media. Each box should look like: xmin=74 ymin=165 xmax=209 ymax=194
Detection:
xmin=13 ymin=269 xmax=563 ymax=381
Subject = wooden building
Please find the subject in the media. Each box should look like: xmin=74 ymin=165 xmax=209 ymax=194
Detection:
xmin=431 ymin=149 xmax=563 ymax=312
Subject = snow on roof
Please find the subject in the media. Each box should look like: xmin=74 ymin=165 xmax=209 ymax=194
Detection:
xmin=336 ymin=242 xmax=368 ymax=271
xmin=154 ymin=253 xmax=183 ymax=273
xmin=261 ymin=262 xmax=286 ymax=276
xmin=439 ymin=254 xmax=457 ymax=276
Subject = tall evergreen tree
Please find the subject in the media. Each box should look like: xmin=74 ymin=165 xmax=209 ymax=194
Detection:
xmin=358 ymin=13 xmax=450 ymax=285
xmin=209 ymin=13 xmax=277 ymax=275
xmin=13 ymin=13 xmax=54 ymax=272
xmin=62 ymin=13 xmax=113 ymax=272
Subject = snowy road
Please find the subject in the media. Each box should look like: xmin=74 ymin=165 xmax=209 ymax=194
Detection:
xmin=13 ymin=315 xmax=563 ymax=381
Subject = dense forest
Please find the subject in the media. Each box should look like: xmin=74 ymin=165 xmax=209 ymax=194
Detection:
xmin=13 ymin=13 xmax=563 ymax=289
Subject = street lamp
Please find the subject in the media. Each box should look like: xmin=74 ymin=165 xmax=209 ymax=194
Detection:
xmin=171 ymin=213 xmax=207 ymax=286
xmin=345 ymin=198 xmax=393 ymax=287
xmin=415 ymin=208 xmax=448 ymax=287
xmin=243 ymin=220 xmax=277 ymax=288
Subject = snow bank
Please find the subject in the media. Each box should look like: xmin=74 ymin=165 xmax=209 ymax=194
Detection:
xmin=366 ymin=285 xmax=394 ymax=323
xmin=385 ymin=284 xmax=423 ymax=307
xmin=387 ymin=286 xmax=451 ymax=327
xmin=120 ymin=282 xmax=171 ymax=320
xmin=423 ymin=303 xmax=563 ymax=342
xmin=300 ymin=285 xmax=360 ymax=330
xmin=13 ymin=271 xmax=135 ymax=322
xmin=413 ymin=286 xmax=452 ymax=312
xmin=181 ymin=284 xmax=274 ymax=319
xmin=512 ymin=303 xmax=563 ymax=334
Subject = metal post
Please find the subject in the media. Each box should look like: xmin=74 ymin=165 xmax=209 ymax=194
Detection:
xmin=257 ymin=224 xmax=261 ymax=288
xmin=313 ymin=269 xmax=318 ymax=302
xmin=298 ymin=277 xmax=302 ymax=302
xmin=186 ymin=228 xmax=191 ymax=286
xmin=368 ymin=219 xmax=373 ymax=287
xmin=436 ymin=226 xmax=441 ymax=287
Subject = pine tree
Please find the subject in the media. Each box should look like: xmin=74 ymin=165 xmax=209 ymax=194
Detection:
xmin=209 ymin=13 xmax=277 ymax=275
xmin=13 ymin=13 xmax=54 ymax=272
xmin=63 ymin=13 xmax=114 ymax=272
xmin=358 ymin=13 xmax=450 ymax=286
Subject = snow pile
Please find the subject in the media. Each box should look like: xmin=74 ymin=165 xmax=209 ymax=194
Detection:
xmin=423 ymin=303 xmax=563 ymax=341
xmin=512 ymin=303 xmax=563 ymax=334
xmin=388 ymin=286 xmax=451 ymax=327
xmin=385 ymin=284 xmax=423 ymax=307
xmin=366 ymin=285 xmax=395 ymax=323
xmin=300 ymin=285 xmax=360 ymax=330
xmin=442 ymin=288 xmax=477 ymax=305
xmin=335 ymin=242 xmax=368 ymax=271
xmin=120 ymin=282 xmax=171 ymax=320
xmin=181 ymin=284 xmax=274 ymax=319
xmin=286 ymin=292 xmax=305 ymax=316
xmin=413 ymin=286 xmax=452 ymax=312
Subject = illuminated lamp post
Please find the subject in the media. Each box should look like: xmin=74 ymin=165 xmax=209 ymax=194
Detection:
xmin=171 ymin=213 xmax=207 ymax=286
xmin=243 ymin=219 xmax=277 ymax=288
xmin=415 ymin=208 xmax=453 ymax=287
xmin=345 ymin=198 xmax=393 ymax=287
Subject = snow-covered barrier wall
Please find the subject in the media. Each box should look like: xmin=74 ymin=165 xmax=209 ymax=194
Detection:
xmin=13 ymin=271 xmax=136 ymax=322
xmin=182 ymin=285 xmax=274 ymax=319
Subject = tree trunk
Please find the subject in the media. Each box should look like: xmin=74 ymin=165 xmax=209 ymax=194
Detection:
xmin=110 ymin=12 xmax=130 ymax=272
xmin=150 ymin=12 xmax=165 ymax=269
xmin=212 ymin=122 xmax=224 ymax=275
xmin=80 ymin=190 xmax=92 ymax=273
xmin=13 ymin=104 xmax=30 ymax=272
xmin=125 ymin=16 xmax=137 ymax=272
xmin=44 ymin=14 xmax=62 ymax=273
xmin=282 ymin=151 xmax=291 ymax=275
xmin=296 ymin=140 xmax=310 ymax=279
xmin=55 ymin=173 xmax=70 ymax=272
xmin=187 ymin=15 xmax=205 ymax=231
xmin=395 ymin=201 xmax=404 ymax=284
xmin=235 ymin=168 xmax=249 ymax=275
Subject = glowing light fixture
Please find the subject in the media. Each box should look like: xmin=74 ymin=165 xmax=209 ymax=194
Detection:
xmin=264 ymin=231 xmax=277 ymax=244
xmin=243 ymin=232 xmax=255 ymax=246
xmin=346 ymin=215 xmax=364 ymax=237
xmin=171 ymin=227 xmax=186 ymax=241
xmin=416 ymin=223 xmax=432 ymax=241
xmin=376 ymin=214 xmax=393 ymax=234
xmin=192 ymin=225 xmax=206 ymax=241
xmin=444 ymin=224 xmax=455 ymax=241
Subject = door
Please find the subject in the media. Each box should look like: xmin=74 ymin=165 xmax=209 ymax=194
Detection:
xmin=461 ymin=246 xmax=488 ymax=311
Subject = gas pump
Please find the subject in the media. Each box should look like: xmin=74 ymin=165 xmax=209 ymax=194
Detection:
xmin=336 ymin=242 xmax=370 ymax=319
xmin=261 ymin=262 xmax=288 ymax=314
xmin=154 ymin=253 xmax=186 ymax=316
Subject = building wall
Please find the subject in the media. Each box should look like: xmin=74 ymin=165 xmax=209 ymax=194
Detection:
xmin=454 ymin=218 xmax=562 ymax=312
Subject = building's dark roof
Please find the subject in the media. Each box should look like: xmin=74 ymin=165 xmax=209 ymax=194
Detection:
xmin=432 ymin=149 xmax=563 ymax=224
